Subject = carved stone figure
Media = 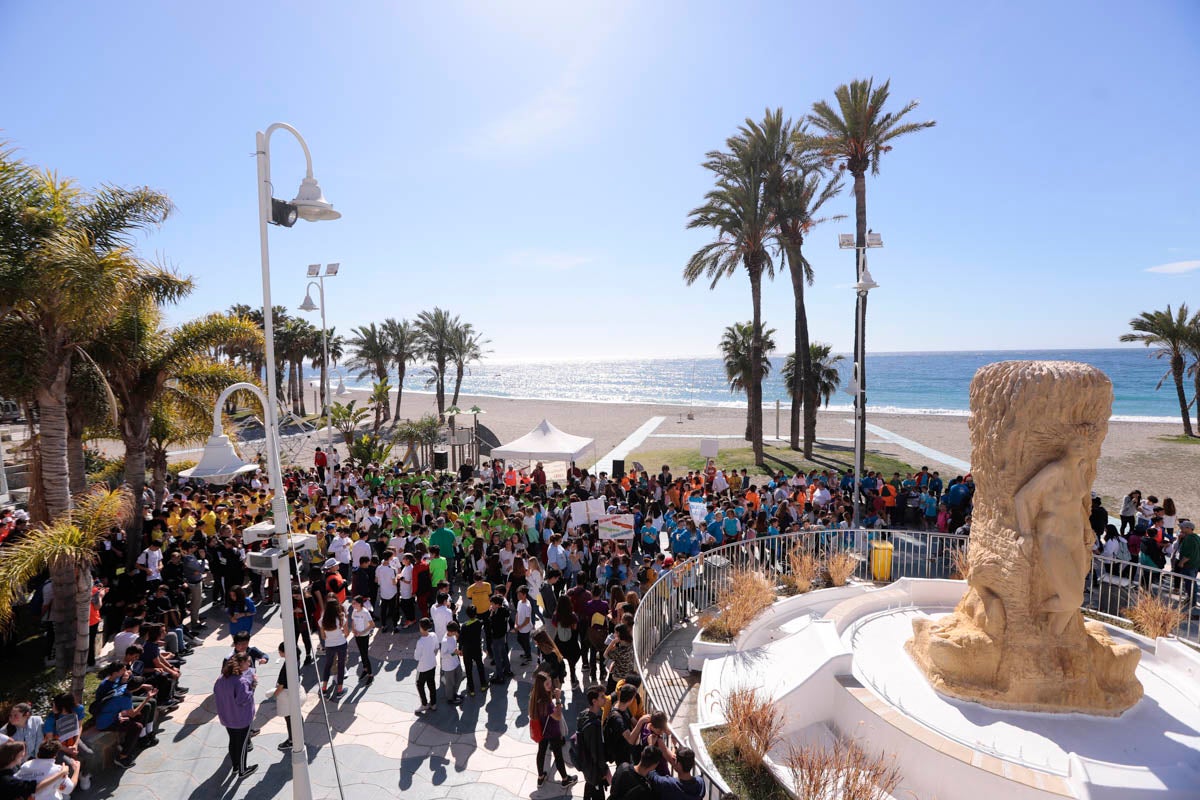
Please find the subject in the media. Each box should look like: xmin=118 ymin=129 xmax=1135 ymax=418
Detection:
xmin=907 ymin=361 xmax=1142 ymax=715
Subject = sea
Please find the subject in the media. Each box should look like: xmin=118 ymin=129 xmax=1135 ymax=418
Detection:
xmin=342 ymin=349 xmax=1182 ymax=423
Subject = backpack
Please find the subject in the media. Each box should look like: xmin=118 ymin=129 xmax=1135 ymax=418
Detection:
xmin=603 ymin=707 xmax=631 ymax=764
xmin=530 ymin=716 xmax=544 ymax=743
xmin=570 ymin=710 xmax=598 ymax=771
xmin=588 ymin=613 xmax=609 ymax=649
xmin=1114 ymin=537 xmax=1132 ymax=562
xmin=89 ymin=683 xmax=115 ymax=720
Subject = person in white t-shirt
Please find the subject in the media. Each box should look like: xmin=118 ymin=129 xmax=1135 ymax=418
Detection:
xmin=349 ymin=596 xmax=375 ymax=683
xmin=440 ymin=621 xmax=463 ymax=706
xmin=431 ymin=593 xmax=454 ymax=642
xmin=413 ymin=618 xmax=439 ymax=712
xmin=375 ymin=553 xmax=399 ymax=632
xmin=398 ymin=555 xmax=416 ymax=629
xmin=16 ymin=739 xmax=78 ymax=800
xmin=136 ymin=541 xmax=164 ymax=587
xmin=514 ymin=587 xmax=533 ymax=664
xmin=350 ymin=536 xmax=372 ymax=569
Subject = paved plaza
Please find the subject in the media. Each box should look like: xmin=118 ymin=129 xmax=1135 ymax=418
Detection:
xmin=84 ymin=602 xmax=587 ymax=800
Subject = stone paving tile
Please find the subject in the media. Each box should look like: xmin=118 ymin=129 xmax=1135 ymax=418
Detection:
xmin=76 ymin=599 xmax=592 ymax=800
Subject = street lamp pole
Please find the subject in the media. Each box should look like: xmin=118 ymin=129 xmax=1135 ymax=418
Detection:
xmin=255 ymin=123 xmax=340 ymax=800
xmin=839 ymin=232 xmax=882 ymax=529
xmin=301 ymin=263 xmax=340 ymax=490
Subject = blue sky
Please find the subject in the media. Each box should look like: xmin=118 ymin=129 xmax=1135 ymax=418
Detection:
xmin=2 ymin=1 xmax=1198 ymax=360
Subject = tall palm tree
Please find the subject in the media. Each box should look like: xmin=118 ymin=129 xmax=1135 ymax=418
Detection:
xmin=65 ymin=359 xmax=115 ymax=494
xmin=782 ymin=343 xmax=845 ymax=448
xmin=686 ymin=138 xmax=776 ymax=465
xmin=0 ymin=157 xmax=183 ymax=522
xmin=1186 ymin=310 xmax=1200 ymax=433
xmin=347 ymin=322 xmax=391 ymax=422
xmin=369 ymin=379 xmax=392 ymax=437
xmin=808 ymin=78 xmax=935 ymax=464
xmin=146 ymin=393 xmax=212 ymax=511
xmin=1121 ymin=304 xmax=1196 ymax=437
xmin=449 ymin=321 xmax=489 ymax=408
xmin=720 ymin=322 xmax=776 ymax=441
xmin=416 ymin=307 xmax=460 ymax=422
xmin=309 ymin=324 xmax=347 ymax=415
xmin=741 ymin=109 xmax=845 ymax=455
xmin=0 ymin=487 xmax=132 ymax=696
xmin=382 ymin=317 xmax=418 ymax=424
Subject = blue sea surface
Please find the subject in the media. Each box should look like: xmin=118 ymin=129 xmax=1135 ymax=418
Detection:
xmin=345 ymin=349 xmax=1181 ymax=422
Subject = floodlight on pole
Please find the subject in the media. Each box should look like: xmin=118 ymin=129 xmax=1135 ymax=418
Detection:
xmin=306 ymin=264 xmax=320 ymax=277
xmin=299 ymin=262 xmax=341 ymax=481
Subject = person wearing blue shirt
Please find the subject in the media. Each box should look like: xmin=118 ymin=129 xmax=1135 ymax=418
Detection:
xmin=721 ymin=514 xmax=740 ymax=542
xmin=671 ymin=526 xmax=701 ymax=559
xmin=929 ymin=472 xmax=944 ymax=497
xmin=840 ymin=473 xmax=855 ymax=494
xmin=641 ymin=523 xmax=660 ymax=556
xmin=706 ymin=516 xmax=724 ymax=546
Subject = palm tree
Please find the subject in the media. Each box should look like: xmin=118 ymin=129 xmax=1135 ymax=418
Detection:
xmin=146 ymin=393 xmax=212 ymax=511
xmin=65 ymin=359 xmax=115 ymax=494
xmin=741 ymin=109 xmax=845 ymax=455
xmin=1121 ymin=304 xmax=1196 ymax=437
xmin=0 ymin=158 xmax=183 ymax=522
xmin=382 ymin=318 xmax=418 ymax=424
xmin=808 ymin=78 xmax=935 ymax=464
xmin=0 ymin=487 xmax=132 ymax=696
xmin=720 ymin=322 xmax=776 ymax=441
xmin=347 ymin=322 xmax=391 ymax=422
xmin=449 ymin=321 xmax=489 ymax=408
xmin=782 ymin=343 xmax=845 ymax=448
xmin=90 ymin=305 xmax=259 ymax=555
xmin=686 ymin=138 xmax=776 ymax=465
xmin=310 ymin=325 xmax=347 ymax=415
xmin=369 ymin=380 xmax=391 ymax=437
xmin=329 ymin=400 xmax=370 ymax=445
xmin=416 ymin=307 xmax=460 ymax=422
xmin=1186 ymin=310 xmax=1200 ymax=433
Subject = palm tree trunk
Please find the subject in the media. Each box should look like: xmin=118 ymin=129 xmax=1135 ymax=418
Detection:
xmin=853 ymin=170 xmax=869 ymax=471
xmin=376 ymin=366 xmax=391 ymax=423
xmin=748 ymin=266 xmax=765 ymax=467
xmin=786 ymin=243 xmax=813 ymax=456
xmin=50 ymin=558 xmax=76 ymax=677
xmin=392 ymin=364 xmax=405 ymax=426
xmin=1171 ymin=355 xmax=1194 ymax=437
xmin=121 ymin=412 xmax=151 ymax=565
xmin=150 ymin=446 xmax=168 ymax=512
xmin=298 ymin=360 xmax=307 ymax=416
xmin=67 ymin=431 xmax=87 ymax=495
xmin=804 ymin=386 xmax=820 ymax=453
xmin=72 ymin=567 xmax=93 ymax=698
xmin=35 ymin=367 xmax=73 ymax=521
xmin=1193 ymin=365 xmax=1200 ymax=434
xmin=452 ymin=365 xmax=465 ymax=408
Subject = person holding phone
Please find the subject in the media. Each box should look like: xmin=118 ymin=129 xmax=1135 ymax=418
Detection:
xmin=527 ymin=672 xmax=578 ymax=790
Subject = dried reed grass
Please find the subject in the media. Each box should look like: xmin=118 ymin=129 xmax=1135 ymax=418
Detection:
xmin=1123 ymin=589 xmax=1187 ymax=640
xmin=701 ymin=569 xmax=775 ymax=641
xmin=784 ymin=547 xmax=820 ymax=594
xmin=708 ymin=687 xmax=784 ymax=771
xmin=825 ymin=551 xmax=858 ymax=587
xmin=950 ymin=542 xmax=971 ymax=580
xmin=785 ymin=737 xmax=902 ymax=800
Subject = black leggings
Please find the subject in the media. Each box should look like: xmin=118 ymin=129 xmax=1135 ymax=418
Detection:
xmin=354 ymin=635 xmax=372 ymax=675
xmin=537 ymin=736 xmax=568 ymax=780
xmin=226 ymin=725 xmax=250 ymax=772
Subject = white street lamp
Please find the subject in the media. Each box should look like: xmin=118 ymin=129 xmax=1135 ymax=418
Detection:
xmin=255 ymin=122 xmax=340 ymax=800
xmin=299 ymin=262 xmax=340 ymax=489
xmin=839 ymin=231 xmax=883 ymax=529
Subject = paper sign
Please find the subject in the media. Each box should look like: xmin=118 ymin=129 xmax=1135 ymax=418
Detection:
xmin=568 ymin=498 xmax=608 ymax=528
xmin=689 ymin=499 xmax=708 ymax=525
xmin=597 ymin=514 xmax=636 ymax=540
xmin=699 ymin=439 xmax=719 ymax=458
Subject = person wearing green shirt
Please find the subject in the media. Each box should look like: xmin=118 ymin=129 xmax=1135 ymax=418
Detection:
xmin=429 ymin=519 xmax=458 ymax=582
xmin=1176 ymin=519 xmax=1199 ymax=618
xmin=428 ymin=544 xmax=449 ymax=586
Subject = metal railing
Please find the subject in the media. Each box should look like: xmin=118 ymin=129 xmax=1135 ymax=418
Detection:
xmin=631 ymin=528 xmax=1198 ymax=799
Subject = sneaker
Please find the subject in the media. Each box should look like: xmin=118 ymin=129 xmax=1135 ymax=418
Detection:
xmin=249 ymin=728 xmax=261 ymax=737
xmin=468 ymin=690 xmax=476 ymax=697
xmin=142 ymin=736 xmax=159 ymax=747
xmin=175 ymin=687 xmax=190 ymax=695
xmin=303 ymin=655 xmax=314 ymax=665
xmin=537 ymin=774 xmax=547 ymax=787
xmin=362 ymin=674 xmax=374 ymax=684
xmin=79 ymin=774 xmax=91 ymax=791
xmin=114 ymin=755 xmax=136 ymax=769
xmin=561 ymin=775 xmax=579 ymax=788
xmin=332 ymin=687 xmax=346 ymax=699
xmin=237 ymin=765 xmax=258 ymax=779
xmin=277 ymin=740 xmax=293 ymax=751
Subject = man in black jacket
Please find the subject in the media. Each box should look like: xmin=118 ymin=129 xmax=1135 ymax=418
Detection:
xmin=576 ymin=685 xmax=609 ymax=800
xmin=610 ymin=747 xmax=659 ymax=800
xmin=459 ymin=606 xmax=488 ymax=695
xmin=486 ymin=594 xmax=513 ymax=683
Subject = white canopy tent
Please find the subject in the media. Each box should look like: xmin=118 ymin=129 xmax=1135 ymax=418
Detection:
xmin=490 ymin=419 xmax=595 ymax=464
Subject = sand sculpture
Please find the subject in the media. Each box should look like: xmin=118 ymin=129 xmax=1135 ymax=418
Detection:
xmin=907 ymin=361 xmax=1143 ymax=715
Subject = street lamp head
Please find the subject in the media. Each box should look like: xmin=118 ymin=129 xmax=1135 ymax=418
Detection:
xmin=838 ymin=233 xmax=855 ymax=249
xmin=179 ymin=434 xmax=258 ymax=484
xmin=855 ymin=264 xmax=879 ymax=293
xmin=336 ymin=376 xmax=347 ymax=395
xmin=324 ymin=262 xmax=340 ymax=276
xmin=306 ymin=264 xmax=321 ymax=277
xmin=866 ymin=231 xmax=884 ymax=248
xmin=270 ymin=198 xmax=298 ymax=227
xmin=290 ymin=176 xmax=341 ymax=222
xmin=298 ymin=289 xmax=318 ymax=312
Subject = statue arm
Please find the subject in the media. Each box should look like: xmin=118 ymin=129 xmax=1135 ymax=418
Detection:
xmin=1013 ymin=461 xmax=1065 ymax=554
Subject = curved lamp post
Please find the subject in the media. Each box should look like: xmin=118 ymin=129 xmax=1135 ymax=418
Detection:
xmin=300 ymin=263 xmax=341 ymax=487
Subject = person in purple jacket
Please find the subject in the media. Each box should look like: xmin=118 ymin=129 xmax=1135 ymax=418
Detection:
xmin=213 ymin=652 xmax=258 ymax=779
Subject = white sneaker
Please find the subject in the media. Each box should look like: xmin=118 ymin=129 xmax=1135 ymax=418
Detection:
xmin=80 ymin=774 xmax=92 ymax=791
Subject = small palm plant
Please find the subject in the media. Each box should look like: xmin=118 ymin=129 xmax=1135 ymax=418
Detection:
xmin=0 ymin=487 xmax=133 ymax=697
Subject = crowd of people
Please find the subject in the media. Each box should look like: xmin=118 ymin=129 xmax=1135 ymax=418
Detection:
xmin=2 ymin=445 xmax=1194 ymax=800
xmin=1092 ymin=491 xmax=1199 ymax=613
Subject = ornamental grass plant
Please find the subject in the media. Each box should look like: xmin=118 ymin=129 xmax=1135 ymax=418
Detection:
xmin=785 ymin=737 xmax=902 ymax=800
xmin=784 ymin=547 xmax=820 ymax=594
xmin=700 ymin=568 xmax=775 ymax=642
xmin=825 ymin=551 xmax=858 ymax=587
xmin=1123 ymin=589 xmax=1187 ymax=640
xmin=708 ymin=686 xmax=784 ymax=770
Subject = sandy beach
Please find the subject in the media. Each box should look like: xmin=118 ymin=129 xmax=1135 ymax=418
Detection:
xmin=221 ymin=386 xmax=1198 ymax=519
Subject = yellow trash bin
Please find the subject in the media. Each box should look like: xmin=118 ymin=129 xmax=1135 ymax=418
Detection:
xmin=871 ymin=540 xmax=894 ymax=581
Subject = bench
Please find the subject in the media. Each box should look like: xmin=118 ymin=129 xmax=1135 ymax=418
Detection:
xmin=79 ymin=726 xmax=119 ymax=773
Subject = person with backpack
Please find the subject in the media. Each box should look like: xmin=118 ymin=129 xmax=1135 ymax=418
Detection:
xmin=573 ymin=685 xmax=609 ymax=800
xmin=486 ymin=594 xmax=513 ymax=684
xmin=609 ymin=747 xmax=660 ymax=800
xmin=604 ymin=684 xmax=650 ymax=768
xmin=528 ymin=671 xmax=578 ymax=789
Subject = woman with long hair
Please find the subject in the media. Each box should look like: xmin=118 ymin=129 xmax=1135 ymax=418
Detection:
xmin=552 ymin=601 xmax=581 ymax=688
xmin=1164 ymin=498 xmax=1178 ymax=538
xmin=532 ymin=629 xmax=566 ymax=688
xmin=213 ymin=653 xmax=257 ymax=779
xmin=226 ymin=586 xmax=256 ymax=637
xmin=527 ymin=671 xmax=577 ymax=790
xmin=319 ymin=598 xmax=350 ymax=699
